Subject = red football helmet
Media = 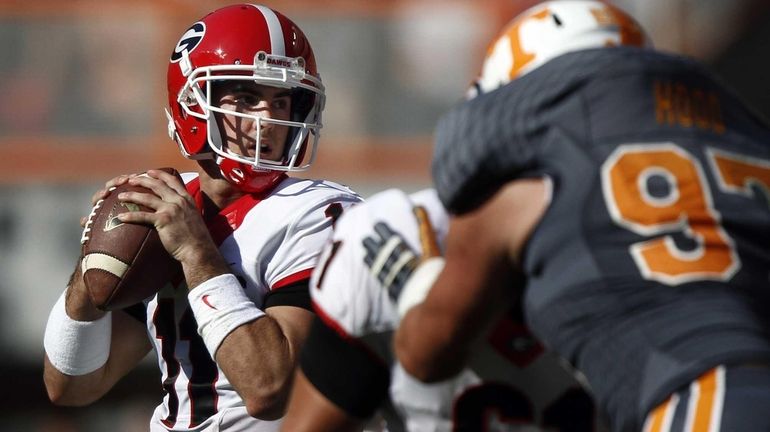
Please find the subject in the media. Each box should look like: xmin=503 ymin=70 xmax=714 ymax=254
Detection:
xmin=468 ymin=0 xmax=651 ymax=99
xmin=166 ymin=4 xmax=325 ymax=193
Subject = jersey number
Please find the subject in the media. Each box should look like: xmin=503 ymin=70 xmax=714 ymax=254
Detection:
xmin=601 ymin=143 xmax=770 ymax=285
xmin=154 ymin=298 xmax=219 ymax=428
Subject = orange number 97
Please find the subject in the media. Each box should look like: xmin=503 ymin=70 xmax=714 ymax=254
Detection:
xmin=601 ymin=143 xmax=740 ymax=285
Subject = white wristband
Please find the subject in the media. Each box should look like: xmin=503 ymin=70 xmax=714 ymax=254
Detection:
xmin=43 ymin=289 xmax=112 ymax=376
xmin=188 ymin=274 xmax=265 ymax=358
xmin=397 ymin=257 xmax=445 ymax=318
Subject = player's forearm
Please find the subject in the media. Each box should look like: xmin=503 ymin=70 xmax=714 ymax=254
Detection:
xmin=43 ymin=307 xmax=110 ymax=406
xmin=180 ymin=242 xmax=231 ymax=290
xmin=395 ymin=255 xmax=514 ymax=382
xmin=187 ymin=272 xmax=311 ymax=419
xmin=43 ymin=358 xmax=111 ymax=406
xmin=44 ymin=334 xmax=149 ymax=408
xmin=44 ymin=285 xmax=151 ymax=406
xmin=44 ymin=265 xmax=112 ymax=404
xmin=395 ymin=305 xmax=468 ymax=382
xmin=216 ymin=316 xmax=297 ymax=419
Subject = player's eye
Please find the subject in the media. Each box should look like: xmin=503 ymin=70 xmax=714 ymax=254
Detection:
xmin=234 ymin=93 xmax=260 ymax=107
xmin=272 ymin=98 xmax=289 ymax=111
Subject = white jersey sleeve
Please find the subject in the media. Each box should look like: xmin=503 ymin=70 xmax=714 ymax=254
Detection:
xmin=228 ymin=178 xmax=362 ymax=295
xmin=302 ymin=188 xmax=447 ymax=423
xmin=310 ymin=188 xmax=447 ymax=352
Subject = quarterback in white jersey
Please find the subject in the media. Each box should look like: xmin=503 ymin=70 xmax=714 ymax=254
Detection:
xmin=136 ymin=174 xmax=360 ymax=431
xmin=283 ymin=188 xmax=602 ymax=432
xmin=43 ymin=5 xmax=361 ymax=432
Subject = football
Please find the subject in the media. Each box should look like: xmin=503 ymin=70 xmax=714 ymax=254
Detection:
xmin=80 ymin=168 xmax=183 ymax=311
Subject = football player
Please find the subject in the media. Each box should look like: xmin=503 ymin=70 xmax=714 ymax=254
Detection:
xmin=368 ymin=1 xmax=770 ymax=431
xmin=42 ymin=4 xmax=361 ymax=431
xmin=281 ymin=188 xmax=602 ymax=431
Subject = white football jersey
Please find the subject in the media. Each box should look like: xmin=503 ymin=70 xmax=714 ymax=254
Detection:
xmin=140 ymin=174 xmax=361 ymax=432
xmin=309 ymin=188 xmax=602 ymax=432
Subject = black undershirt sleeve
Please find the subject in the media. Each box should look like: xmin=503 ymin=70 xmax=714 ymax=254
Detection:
xmin=264 ymin=278 xmax=313 ymax=311
xmin=300 ymin=316 xmax=390 ymax=419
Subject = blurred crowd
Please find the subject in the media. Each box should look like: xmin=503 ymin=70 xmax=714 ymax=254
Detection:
xmin=2 ymin=0 xmax=770 ymax=430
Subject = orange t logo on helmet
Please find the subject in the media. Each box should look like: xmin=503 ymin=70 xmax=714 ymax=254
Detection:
xmin=469 ymin=1 xmax=651 ymax=98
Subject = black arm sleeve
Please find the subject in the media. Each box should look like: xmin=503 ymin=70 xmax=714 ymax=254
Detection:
xmin=264 ymin=279 xmax=312 ymax=311
xmin=300 ymin=316 xmax=390 ymax=419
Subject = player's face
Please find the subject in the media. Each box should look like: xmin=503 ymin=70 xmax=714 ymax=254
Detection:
xmin=212 ymin=81 xmax=292 ymax=164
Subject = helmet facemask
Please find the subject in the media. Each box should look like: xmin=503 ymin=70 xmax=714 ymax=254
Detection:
xmin=176 ymin=50 xmax=324 ymax=173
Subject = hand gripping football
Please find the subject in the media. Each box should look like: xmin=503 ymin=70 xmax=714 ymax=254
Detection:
xmin=80 ymin=168 xmax=183 ymax=311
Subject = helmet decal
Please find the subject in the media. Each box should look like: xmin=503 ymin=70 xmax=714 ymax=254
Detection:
xmin=498 ymin=8 xmax=549 ymax=81
xmin=170 ymin=22 xmax=206 ymax=63
xmin=252 ymin=4 xmax=286 ymax=56
xmin=469 ymin=0 xmax=651 ymax=98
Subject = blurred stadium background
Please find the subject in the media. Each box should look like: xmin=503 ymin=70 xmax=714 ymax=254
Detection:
xmin=1 ymin=0 xmax=769 ymax=430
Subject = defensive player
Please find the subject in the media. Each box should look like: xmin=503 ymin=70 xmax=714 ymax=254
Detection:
xmin=42 ymin=5 xmax=360 ymax=431
xmin=366 ymin=1 xmax=770 ymax=431
xmin=282 ymin=188 xmax=602 ymax=431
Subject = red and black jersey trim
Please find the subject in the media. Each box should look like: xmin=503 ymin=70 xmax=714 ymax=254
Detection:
xmin=300 ymin=316 xmax=390 ymax=419
xmin=185 ymin=175 xmax=285 ymax=246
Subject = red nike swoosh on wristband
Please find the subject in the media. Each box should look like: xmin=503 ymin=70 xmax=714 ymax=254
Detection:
xmin=202 ymin=295 xmax=218 ymax=310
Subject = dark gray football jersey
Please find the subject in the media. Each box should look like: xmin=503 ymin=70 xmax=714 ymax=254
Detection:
xmin=432 ymin=47 xmax=770 ymax=431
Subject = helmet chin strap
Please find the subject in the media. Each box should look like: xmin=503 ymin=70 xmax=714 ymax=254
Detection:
xmin=207 ymin=115 xmax=226 ymax=157
xmin=284 ymin=128 xmax=308 ymax=168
